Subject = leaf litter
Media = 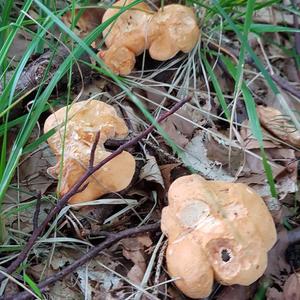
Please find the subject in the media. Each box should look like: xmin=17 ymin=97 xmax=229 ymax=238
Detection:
xmin=1 ymin=1 xmax=300 ymax=299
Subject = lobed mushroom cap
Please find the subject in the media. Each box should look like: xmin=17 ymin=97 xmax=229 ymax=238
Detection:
xmin=44 ymin=99 xmax=129 ymax=154
xmin=44 ymin=99 xmax=136 ymax=204
xmin=148 ymin=4 xmax=200 ymax=61
xmin=102 ymin=0 xmax=152 ymax=51
xmin=49 ymin=145 xmax=135 ymax=204
xmin=99 ymin=45 xmax=136 ymax=76
xmin=166 ymin=234 xmax=214 ymax=299
xmin=161 ymin=174 xmax=277 ymax=298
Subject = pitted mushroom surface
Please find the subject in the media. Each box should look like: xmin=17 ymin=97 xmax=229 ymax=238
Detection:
xmin=161 ymin=174 xmax=277 ymax=298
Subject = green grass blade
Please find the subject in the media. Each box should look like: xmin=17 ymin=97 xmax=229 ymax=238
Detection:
xmin=0 ymin=0 xmax=33 ymax=68
xmin=23 ymin=273 xmax=43 ymax=299
xmin=223 ymin=57 xmax=277 ymax=197
xmin=212 ymin=0 xmax=300 ymax=132
xmin=250 ymin=24 xmax=300 ymax=33
xmin=202 ymin=53 xmax=231 ymax=120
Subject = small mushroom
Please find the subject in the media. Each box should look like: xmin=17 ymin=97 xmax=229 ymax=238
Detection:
xmin=100 ymin=0 xmax=153 ymax=75
xmin=161 ymin=174 xmax=277 ymax=299
xmin=147 ymin=4 xmax=200 ymax=61
xmin=44 ymin=99 xmax=136 ymax=204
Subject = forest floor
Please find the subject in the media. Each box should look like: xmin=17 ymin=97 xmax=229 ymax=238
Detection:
xmin=0 ymin=0 xmax=300 ymax=299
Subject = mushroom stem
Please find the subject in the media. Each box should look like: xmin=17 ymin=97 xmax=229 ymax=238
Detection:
xmin=0 ymin=96 xmax=190 ymax=283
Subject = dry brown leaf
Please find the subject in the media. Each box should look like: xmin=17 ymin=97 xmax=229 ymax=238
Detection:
xmin=161 ymin=117 xmax=189 ymax=148
xmin=265 ymin=230 xmax=291 ymax=284
xmin=159 ymin=163 xmax=180 ymax=191
xmin=50 ymin=249 xmax=76 ymax=271
xmin=283 ymin=273 xmax=300 ymax=300
xmin=4 ymin=142 xmax=55 ymax=203
xmin=8 ymin=31 xmax=32 ymax=65
xmin=62 ymin=8 xmax=104 ymax=38
xmin=182 ymin=133 xmax=234 ymax=181
xmin=139 ymin=155 xmax=165 ymax=188
xmin=48 ymin=280 xmax=81 ymax=300
xmin=76 ymin=253 xmax=122 ymax=299
xmin=205 ymin=131 xmax=244 ymax=174
xmin=121 ymin=235 xmax=152 ymax=285
xmin=216 ymin=284 xmax=257 ymax=300
xmin=3 ymin=281 xmax=20 ymax=298
xmin=253 ymin=7 xmax=293 ymax=26
xmin=239 ymin=121 xmax=298 ymax=200
xmin=160 ymin=103 xmax=204 ymax=148
xmin=257 ymin=106 xmax=300 ymax=148
xmin=267 ymin=287 xmax=284 ymax=300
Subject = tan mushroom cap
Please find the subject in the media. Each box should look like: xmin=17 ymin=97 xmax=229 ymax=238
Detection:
xmin=161 ymin=174 xmax=277 ymax=298
xmin=99 ymin=45 xmax=136 ymax=76
xmin=44 ymin=99 xmax=136 ymax=204
xmin=49 ymin=144 xmax=135 ymax=204
xmin=102 ymin=0 xmax=152 ymax=51
xmin=148 ymin=4 xmax=200 ymax=61
xmin=100 ymin=0 xmax=153 ymax=75
xmin=44 ymin=100 xmax=129 ymax=154
xmin=166 ymin=234 xmax=214 ymax=298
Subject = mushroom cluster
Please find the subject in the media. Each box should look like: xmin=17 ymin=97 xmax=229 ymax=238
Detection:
xmin=44 ymin=100 xmax=136 ymax=204
xmin=99 ymin=0 xmax=200 ymax=75
xmin=161 ymin=174 xmax=277 ymax=298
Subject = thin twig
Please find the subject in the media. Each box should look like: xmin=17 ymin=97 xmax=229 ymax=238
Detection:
xmin=32 ymin=192 xmax=42 ymax=231
xmin=5 ymin=222 xmax=161 ymax=300
xmin=88 ymin=131 xmax=100 ymax=169
xmin=0 ymin=97 xmax=190 ymax=283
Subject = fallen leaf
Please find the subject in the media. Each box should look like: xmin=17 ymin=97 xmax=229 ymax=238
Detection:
xmin=159 ymin=163 xmax=180 ymax=191
xmin=48 ymin=279 xmax=81 ymax=300
xmin=204 ymin=131 xmax=244 ymax=174
xmin=253 ymin=7 xmax=293 ymax=26
xmin=182 ymin=133 xmax=234 ymax=181
xmin=239 ymin=121 xmax=298 ymax=200
xmin=265 ymin=230 xmax=291 ymax=284
xmin=216 ymin=284 xmax=257 ymax=300
xmin=121 ymin=235 xmax=152 ymax=285
xmin=283 ymin=273 xmax=300 ymax=300
xmin=161 ymin=117 xmax=189 ymax=148
xmin=4 ymin=142 xmax=55 ymax=203
xmin=266 ymin=287 xmax=284 ymax=300
xmin=257 ymin=106 xmax=300 ymax=148
xmin=139 ymin=155 xmax=165 ymax=188
xmin=50 ymin=249 xmax=75 ymax=270
xmin=76 ymin=253 xmax=122 ymax=299
xmin=62 ymin=8 xmax=104 ymax=38
xmin=160 ymin=103 xmax=205 ymax=148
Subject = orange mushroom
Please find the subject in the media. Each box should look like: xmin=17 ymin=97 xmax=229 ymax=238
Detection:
xmin=99 ymin=1 xmax=199 ymax=75
xmin=44 ymin=100 xmax=136 ymax=204
xmin=161 ymin=174 xmax=277 ymax=298
xmin=148 ymin=4 xmax=200 ymax=61
xmin=100 ymin=0 xmax=153 ymax=75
